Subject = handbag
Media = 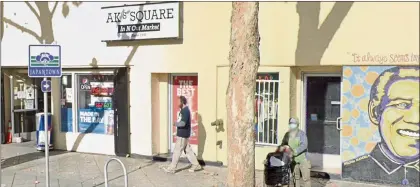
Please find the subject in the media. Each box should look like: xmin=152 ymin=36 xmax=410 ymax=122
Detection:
xmin=175 ymin=112 xmax=186 ymax=127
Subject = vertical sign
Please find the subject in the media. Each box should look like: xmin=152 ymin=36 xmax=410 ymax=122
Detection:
xmin=172 ymin=76 xmax=199 ymax=145
xmin=28 ymin=44 xmax=61 ymax=187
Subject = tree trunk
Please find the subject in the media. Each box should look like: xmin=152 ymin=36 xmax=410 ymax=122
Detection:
xmin=226 ymin=2 xmax=260 ymax=187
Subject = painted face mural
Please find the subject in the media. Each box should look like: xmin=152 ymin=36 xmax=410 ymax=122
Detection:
xmin=369 ymin=67 xmax=420 ymax=161
xmin=341 ymin=66 xmax=420 ymax=186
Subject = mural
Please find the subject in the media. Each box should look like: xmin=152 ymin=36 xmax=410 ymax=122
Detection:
xmin=341 ymin=66 xmax=419 ymax=186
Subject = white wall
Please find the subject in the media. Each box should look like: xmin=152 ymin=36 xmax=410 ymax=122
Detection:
xmin=2 ymin=2 xmax=163 ymax=156
xmin=2 ymin=2 xmax=138 ymax=67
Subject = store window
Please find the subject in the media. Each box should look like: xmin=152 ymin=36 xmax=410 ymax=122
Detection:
xmin=61 ymin=74 xmax=73 ymax=132
xmin=77 ymin=74 xmax=115 ymax=135
xmin=254 ymin=73 xmax=279 ymax=145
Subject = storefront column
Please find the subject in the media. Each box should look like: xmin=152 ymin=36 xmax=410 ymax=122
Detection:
xmin=51 ymin=77 xmax=64 ymax=149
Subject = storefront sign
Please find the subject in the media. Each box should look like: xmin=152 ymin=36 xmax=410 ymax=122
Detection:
xmin=80 ymin=77 xmax=91 ymax=91
xmin=91 ymin=82 xmax=114 ymax=96
xmin=101 ymin=2 xmax=180 ymax=41
xmin=95 ymin=102 xmax=113 ymax=109
xmin=172 ymin=76 xmax=198 ymax=145
xmin=78 ymin=108 xmax=114 ymax=134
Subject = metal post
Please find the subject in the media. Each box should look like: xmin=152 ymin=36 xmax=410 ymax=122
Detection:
xmin=104 ymin=158 xmax=128 ymax=187
xmin=0 ymin=2 xmax=3 ymax=184
xmin=44 ymin=77 xmax=50 ymax=187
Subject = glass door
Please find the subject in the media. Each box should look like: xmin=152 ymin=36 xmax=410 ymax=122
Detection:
xmin=10 ymin=72 xmax=40 ymax=140
xmin=303 ymin=74 xmax=342 ymax=174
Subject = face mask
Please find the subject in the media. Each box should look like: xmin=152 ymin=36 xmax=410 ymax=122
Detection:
xmin=289 ymin=123 xmax=297 ymax=129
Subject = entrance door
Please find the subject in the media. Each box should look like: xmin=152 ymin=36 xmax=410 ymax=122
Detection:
xmin=169 ymin=75 xmax=198 ymax=154
xmin=10 ymin=73 xmax=42 ymax=141
xmin=113 ymin=67 xmax=130 ymax=156
xmin=304 ymin=74 xmax=342 ymax=174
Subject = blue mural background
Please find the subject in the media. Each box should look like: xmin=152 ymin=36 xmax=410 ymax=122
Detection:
xmin=341 ymin=66 xmax=394 ymax=161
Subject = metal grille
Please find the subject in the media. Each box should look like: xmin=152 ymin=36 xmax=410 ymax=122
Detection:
xmin=255 ymin=79 xmax=279 ymax=145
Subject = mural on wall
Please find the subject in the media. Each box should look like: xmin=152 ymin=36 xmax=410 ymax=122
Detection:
xmin=341 ymin=66 xmax=419 ymax=186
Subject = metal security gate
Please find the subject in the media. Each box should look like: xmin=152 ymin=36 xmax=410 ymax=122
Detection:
xmin=255 ymin=79 xmax=279 ymax=145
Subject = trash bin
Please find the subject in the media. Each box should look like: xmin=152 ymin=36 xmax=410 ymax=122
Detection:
xmin=36 ymin=112 xmax=54 ymax=151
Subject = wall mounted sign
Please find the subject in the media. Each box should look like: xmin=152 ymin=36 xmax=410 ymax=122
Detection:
xmin=101 ymin=2 xmax=180 ymax=41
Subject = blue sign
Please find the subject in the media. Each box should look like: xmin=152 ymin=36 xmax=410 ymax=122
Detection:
xmin=28 ymin=45 xmax=62 ymax=77
xmin=41 ymin=80 xmax=52 ymax=92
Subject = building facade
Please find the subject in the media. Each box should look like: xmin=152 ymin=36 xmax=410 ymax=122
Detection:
xmin=1 ymin=2 xmax=419 ymax=186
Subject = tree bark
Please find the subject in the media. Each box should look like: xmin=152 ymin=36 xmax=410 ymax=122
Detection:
xmin=226 ymin=2 xmax=260 ymax=187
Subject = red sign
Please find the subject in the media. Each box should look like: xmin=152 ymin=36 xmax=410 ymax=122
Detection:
xmin=172 ymin=76 xmax=198 ymax=145
xmin=91 ymin=87 xmax=114 ymax=96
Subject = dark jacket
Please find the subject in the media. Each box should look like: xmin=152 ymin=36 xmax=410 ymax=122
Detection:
xmin=342 ymin=144 xmax=419 ymax=187
xmin=176 ymin=106 xmax=191 ymax=138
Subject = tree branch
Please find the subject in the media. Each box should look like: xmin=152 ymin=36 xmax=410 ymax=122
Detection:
xmin=3 ymin=17 xmax=42 ymax=43
xmin=124 ymin=46 xmax=139 ymax=66
xmin=25 ymin=2 xmax=40 ymax=20
xmin=51 ymin=2 xmax=59 ymax=16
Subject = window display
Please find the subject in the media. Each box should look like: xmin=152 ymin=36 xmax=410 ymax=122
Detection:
xmin=254 ymin=73 xmax=279 ymax=144
xmin=61 ymin=75 xmax=73 ymax=132
xmin=77 ymin=74 xmax=115 ymax=135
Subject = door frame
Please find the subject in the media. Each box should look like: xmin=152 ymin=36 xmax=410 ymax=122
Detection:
xmin=168 ymin=73 xmax=198 ymax=153
xmin=301 ymin=73 xmax=342 ymax=171
xmin=9 ymin=74 xmax=39 ymax=138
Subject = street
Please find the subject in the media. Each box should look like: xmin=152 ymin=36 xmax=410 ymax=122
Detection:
xmin=1 ymin=141 xmax=392 ymax=187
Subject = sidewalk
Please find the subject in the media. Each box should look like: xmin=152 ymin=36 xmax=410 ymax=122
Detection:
xmin=1 ymin=141 xmax=390 ymax=187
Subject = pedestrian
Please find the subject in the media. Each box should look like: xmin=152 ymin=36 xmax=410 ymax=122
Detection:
xmin=278 ymin=117 xmax=311 ymax=187
xmin=162 ymin=96 xmax=202 ymax=173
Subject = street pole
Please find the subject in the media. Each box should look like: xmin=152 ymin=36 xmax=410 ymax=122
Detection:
xmin=0 ymin=2 xmax=3 ymax=185
xmin=43 ymin=41 xmax=50 ymax=187
xmin=44 ymin=77 xmax=50 ymax=187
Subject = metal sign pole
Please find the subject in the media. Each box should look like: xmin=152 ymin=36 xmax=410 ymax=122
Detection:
xmin=0 ymin=3 xmax=2 ymax=184
xmin=44 ymin=76 xmax=50 ymax=187
xmin=28 ymin=42 xmax=60 ymax=187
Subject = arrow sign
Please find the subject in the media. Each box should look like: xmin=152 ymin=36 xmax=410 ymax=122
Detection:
xmin=41 ymin=80 xmax=52 ymax=93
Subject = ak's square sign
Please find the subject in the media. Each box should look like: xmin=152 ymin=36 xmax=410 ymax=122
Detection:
xmin=101 ymin=2 xmax=180 ymax=41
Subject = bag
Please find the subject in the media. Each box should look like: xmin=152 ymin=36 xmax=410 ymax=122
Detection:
xmin=175 ymin=112 xmax=186 ymax=127
xmin=176 ymin=121 xmax=186 ymax=127
xmin=264 ymin=152 xmax=291 ymax=186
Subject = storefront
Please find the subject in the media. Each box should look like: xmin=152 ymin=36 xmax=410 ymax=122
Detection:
xmin=1 ymin=2 xmax=418 ymax=186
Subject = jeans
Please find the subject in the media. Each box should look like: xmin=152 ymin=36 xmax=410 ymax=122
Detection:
xmin=169 ymin=136 xmax=200 ymax=169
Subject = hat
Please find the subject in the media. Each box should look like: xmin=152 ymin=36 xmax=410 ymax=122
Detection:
xmin=289 ymin=117 xmax=299 ymax=125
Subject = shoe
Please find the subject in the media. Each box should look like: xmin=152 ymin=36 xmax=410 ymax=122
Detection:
xmin=188 ymin=164 xmax=203 ymax=172
xmin=162 ymin=166 xmax=176 ymax=173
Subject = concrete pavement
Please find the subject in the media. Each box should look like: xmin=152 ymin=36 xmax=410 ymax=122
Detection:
xmin=1 ymin=141 xmax=393 ymax=187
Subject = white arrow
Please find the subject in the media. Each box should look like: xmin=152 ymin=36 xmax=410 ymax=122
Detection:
xmin=43 ymin=83 xmax=50 ymax=90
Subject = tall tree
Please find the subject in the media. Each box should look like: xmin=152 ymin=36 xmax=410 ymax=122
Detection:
xmin=226 ymin=2 xmax=260 ymax=187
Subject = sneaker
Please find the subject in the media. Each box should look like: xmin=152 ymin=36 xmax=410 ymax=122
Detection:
xmin=162 ymin=166 xmax=176 ymax=174
xmin=188 ymin=164 xmax=203 ymax=172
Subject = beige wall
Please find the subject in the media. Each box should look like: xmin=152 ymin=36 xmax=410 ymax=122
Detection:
xmin=2 ymin=2 xmax=418 ymax=165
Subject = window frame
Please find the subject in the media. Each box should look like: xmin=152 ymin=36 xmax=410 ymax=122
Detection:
xmin=254 ymin=72 xmax=280 ymax=146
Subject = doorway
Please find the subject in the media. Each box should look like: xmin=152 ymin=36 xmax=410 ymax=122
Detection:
xmin=168 ymin=74 xmax=199 ymax=154
xmin=303 ymin=74 xmax=342 ymax=174
xmin=5 ymin=70 xmax=51 ymax=141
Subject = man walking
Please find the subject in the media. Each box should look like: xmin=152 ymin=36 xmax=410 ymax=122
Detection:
xmin=279 ymin=117 xmax=311 ymax=187
xmin=162 ymin=96 xmax=202 ymax=173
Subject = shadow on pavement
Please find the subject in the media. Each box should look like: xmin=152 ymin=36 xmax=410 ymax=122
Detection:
xmin=1 ymin=150 xmax=68 ymax=169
